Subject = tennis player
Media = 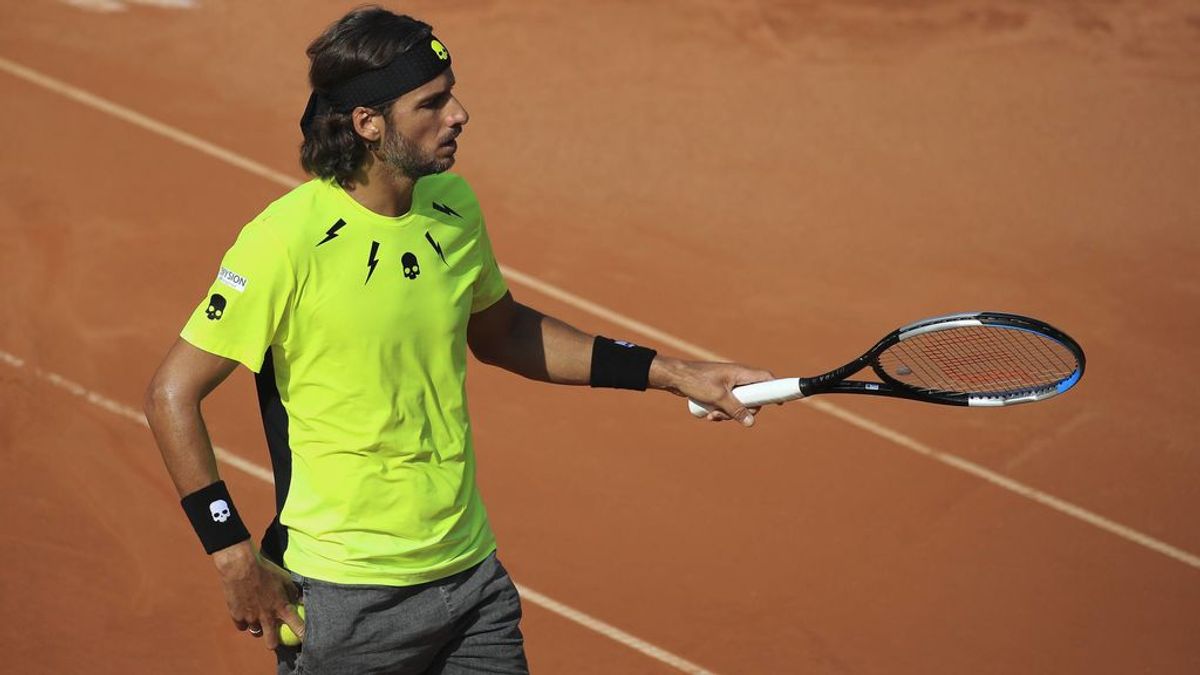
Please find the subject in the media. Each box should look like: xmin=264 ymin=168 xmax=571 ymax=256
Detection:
xmin=144 ymin=7 xmax=770 ymax=674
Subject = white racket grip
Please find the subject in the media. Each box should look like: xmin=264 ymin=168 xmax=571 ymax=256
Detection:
xmin=687 ymin=378 xmax=805 ymax=418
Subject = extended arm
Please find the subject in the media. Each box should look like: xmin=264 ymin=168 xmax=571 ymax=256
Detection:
xmin=467 ymin=293 xmax=773 ymax=425
xmin=144 ymin=339 xmax=304 ymax=648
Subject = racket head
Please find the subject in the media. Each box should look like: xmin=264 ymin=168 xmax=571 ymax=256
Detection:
xmin=867 ymin=312 xmax=1085 ymax=407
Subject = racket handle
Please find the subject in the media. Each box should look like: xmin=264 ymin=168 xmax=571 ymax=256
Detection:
xmin=687 ymin=378 xmax=805 ymax=418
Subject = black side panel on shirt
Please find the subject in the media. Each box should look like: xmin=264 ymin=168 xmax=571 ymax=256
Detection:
xmin=256 ymin=348 xmax=293 ymax=567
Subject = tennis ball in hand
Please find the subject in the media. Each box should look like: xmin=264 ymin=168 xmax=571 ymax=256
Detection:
xmin=280 ymin=604 xmax=306 ymax=647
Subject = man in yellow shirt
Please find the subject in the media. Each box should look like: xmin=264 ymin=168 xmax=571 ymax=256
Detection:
xmin=145 ymin=7 xmax=770 ymax=674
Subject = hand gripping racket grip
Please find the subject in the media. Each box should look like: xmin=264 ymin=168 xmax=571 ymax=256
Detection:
xmin=687 ymin=378 xmax=804 ymax=418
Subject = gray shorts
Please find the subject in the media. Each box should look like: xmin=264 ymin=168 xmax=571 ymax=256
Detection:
xmin=275 ymin=551 xmax=529 ymax=675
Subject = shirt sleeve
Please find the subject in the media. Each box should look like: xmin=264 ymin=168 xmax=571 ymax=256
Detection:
xmin=471 ymin=215 xmax=509 ymax=313
xmin=180 ymin=220 xmax=294 ymax=372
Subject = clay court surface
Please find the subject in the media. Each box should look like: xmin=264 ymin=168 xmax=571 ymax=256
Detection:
xmin=2 ymin=1 xmax=1199 ymax=673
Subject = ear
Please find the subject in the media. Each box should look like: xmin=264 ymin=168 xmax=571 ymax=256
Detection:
xmin=351 ymin=107 xmax=383 ymax=143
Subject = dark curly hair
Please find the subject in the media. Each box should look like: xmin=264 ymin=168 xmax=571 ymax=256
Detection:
xmin=300 ymin=7 xmax=433 ymax=187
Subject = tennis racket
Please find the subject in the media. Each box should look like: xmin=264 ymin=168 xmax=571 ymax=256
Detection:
xmin=688 ymin=311 xmax=1085 ymax=416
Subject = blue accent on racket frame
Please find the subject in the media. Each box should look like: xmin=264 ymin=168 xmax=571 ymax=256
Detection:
xmin=985 ymin=324 xmax=1083 ymax=394
xmin=1056 ymin=368 xmax=1083 ymax=394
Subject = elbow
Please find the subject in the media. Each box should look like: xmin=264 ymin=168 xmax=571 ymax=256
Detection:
xmin=143 ymin=372 xmax=189 ymax=428
xmin=143 ymin=375 xmax=166 ymax=427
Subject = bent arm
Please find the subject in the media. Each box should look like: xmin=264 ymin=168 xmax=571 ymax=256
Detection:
xmin=144 ymin=338 xmax=239 ymax=497
xmin=144 ymin=338 xmax=303 ymax=646
xmin=144 ymin=338 xmax=258 ymax=567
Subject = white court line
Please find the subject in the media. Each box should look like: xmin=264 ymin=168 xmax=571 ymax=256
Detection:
xmin=63 ymin=0 xmax=126 ymax=13
xmin=123 ymin=0 xmax=199 ymax=7
xmin=7 ymin=350 xmax=274 ymax=484
xmin=0 ymin=58 xmax=298 ymax=190
xmin=0 ymin=349 xmax=717 ymax=675
xmin=515 ymin=585 xmax=715 ymax=675
xmin=62 ymin=0 xmax=198 ymax=12
xmin=0 ymin=54 xmax=1195 ymax=581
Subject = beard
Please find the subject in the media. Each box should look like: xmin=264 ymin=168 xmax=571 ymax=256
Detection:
xmin=378 ymin=126 xmax=454 ymax=180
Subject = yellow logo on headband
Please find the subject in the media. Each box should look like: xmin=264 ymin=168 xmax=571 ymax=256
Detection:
xmin=430 ymin=39 xmax=449 ymax=61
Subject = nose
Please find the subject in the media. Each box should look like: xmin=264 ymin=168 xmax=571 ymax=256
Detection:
xmin=447 ymin=95 xmax=469 ymax=128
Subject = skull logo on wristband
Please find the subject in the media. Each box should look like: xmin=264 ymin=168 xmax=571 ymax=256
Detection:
xmin=209 ymin=499 xmax=231 ymax=523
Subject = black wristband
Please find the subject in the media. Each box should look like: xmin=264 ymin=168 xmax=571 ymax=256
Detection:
xmin=181 ymin=480 xmax=252 ymax=554
xmin=589 ymin=336 xmax=657 ymax=391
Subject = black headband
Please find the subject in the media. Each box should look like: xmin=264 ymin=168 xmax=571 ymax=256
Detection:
xmin=300 ymin=34 xmax=452 ymax=134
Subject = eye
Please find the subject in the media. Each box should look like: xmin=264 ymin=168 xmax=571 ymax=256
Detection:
xmin=422 ymin=93 xmax=452 ymax=109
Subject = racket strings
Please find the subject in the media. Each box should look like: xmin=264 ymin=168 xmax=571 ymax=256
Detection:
xmin=878 ymin=326 xmax=1078 ymax=395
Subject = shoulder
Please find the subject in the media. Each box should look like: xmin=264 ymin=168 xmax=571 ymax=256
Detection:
xmin=251 ymin=179 xmax=331 ymax=241
xmin=230 ymin=179 xmax=335 ymax=261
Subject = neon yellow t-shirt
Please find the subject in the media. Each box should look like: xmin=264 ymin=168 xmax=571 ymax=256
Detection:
xmin=180 ymin=175 xmax=507 ymax=586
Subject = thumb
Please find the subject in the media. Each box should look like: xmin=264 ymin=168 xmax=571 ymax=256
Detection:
xmin=717 ymin=392 xmax=754 ymax=428
xmin=280 ymin=603 xmax=306 ymax=642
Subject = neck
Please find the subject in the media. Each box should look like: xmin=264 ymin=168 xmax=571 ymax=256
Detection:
xmin=343 ymin=156 xmax=416 ymax=217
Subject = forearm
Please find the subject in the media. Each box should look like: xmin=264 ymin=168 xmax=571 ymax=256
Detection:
xmin=145 ymin=384 xmax=258 ymax=568
xmin=144 ymin=388 xmax=224 ymax=497
xmin=478 ymin=303 xmax=594 ymax=384
xmin=479 ymin=301 xmax=702 ymax=392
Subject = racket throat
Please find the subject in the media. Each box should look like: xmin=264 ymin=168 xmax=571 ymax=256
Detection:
xmin=801 ymin=355 xmax=873 ymax=396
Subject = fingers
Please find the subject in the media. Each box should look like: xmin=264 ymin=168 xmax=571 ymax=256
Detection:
xmin=732 ymin=368 xmax=776 ymax=386
xmin=236 ymin=612 xmax=266 ymax=639
xmin=234 ymin=608 xmax=290 ymax=649
xmin=704 ymin=405 xmax=761 ymax=422
xmin=711 ymin=364 xmax=774 ymax=426
xmin=218 ymin=552 xmax=308 ymax=651
xmin=260 ymin=614 xmax=281 ymax=649
xmin=228 ymin=588 xmax=301 ymax=650
xmin=716 ymin=393 xmax=755 ymax=427
xmin=230 ymin=612 xmax=259 ymax=636
xmin=279 ymin=603 xmax=306 ymax=643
